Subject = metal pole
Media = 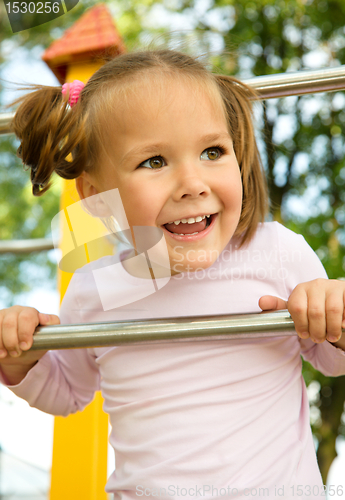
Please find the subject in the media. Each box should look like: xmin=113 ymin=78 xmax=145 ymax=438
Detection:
xmin=0 ymin=113 xmax=13 ymax=136
xmin=0 ymin=238 xmax=54 ymax=254
xmin=1 ymin=65 xmax=345 ymax=136
xmin=243 ymin=65 xmax=345 ymax=98
xmin=30 ymin=310 xmax=297 ymax=350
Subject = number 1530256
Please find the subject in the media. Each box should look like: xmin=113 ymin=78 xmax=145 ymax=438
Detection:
xmin=5 ymin=1 xmax=60 ymax=13
xmin=289 ymin=485 xmax=344 ymax=496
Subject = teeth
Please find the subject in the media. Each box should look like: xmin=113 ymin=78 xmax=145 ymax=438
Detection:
xmin=169 ymin=215 xmax=209 ymax=225
xmin=176 ymin=232 xmax=200 ymax=236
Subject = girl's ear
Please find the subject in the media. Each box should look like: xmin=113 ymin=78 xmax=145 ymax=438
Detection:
xmin=75 ymin=173 xmax=112 ymax=218
xmin=76 ymin=172 xmax=99 ymax=200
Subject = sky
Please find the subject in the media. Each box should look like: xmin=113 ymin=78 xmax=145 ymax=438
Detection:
xmin=1 ymin=12 xmax=345 ymax=499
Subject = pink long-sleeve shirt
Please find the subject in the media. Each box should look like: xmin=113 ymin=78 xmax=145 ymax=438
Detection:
xmin=3 ymin=222 xmax=345 ymax=499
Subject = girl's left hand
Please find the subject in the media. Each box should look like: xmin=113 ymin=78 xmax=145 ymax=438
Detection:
xmin=259 ymin=278 xmax=345 ymax=345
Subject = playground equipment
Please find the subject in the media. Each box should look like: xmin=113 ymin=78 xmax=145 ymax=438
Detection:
xmin=2 ymin=6 xmax=345 ymax=499
xmin=29 ymin=310 xmax=297 ymax=349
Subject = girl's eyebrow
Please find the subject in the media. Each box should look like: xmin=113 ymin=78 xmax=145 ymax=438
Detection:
xmin=121 ymin=143 xmax=168 ymax=164
xmin=121 ymin=132 xmax=232 ymax=164
xmin=199 ymin=132 xmax=232 ymax=144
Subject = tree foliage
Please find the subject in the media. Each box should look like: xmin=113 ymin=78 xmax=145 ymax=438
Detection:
xmin=0 ymin=0 xmax=160 ymax=305
xmin=0 ymin=130 xmax=61 ymax=303
xmin=1 ymin=0 xmax=345 ymax=483
xmin=0 ymin=1 xmax=86 ymax=306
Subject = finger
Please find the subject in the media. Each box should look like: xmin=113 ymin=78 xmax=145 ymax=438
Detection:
xmin=306 ymin=288 xmax=327 ymax=343
xmin=259 ymin=295 xmax=288 ymax=311
xmin=38 ymin=313 xmax=60 ymax=326
xmin=1 ymin=311 xmax=21 ymax=357
xmin=17 ymin=308 xmax=40 ymax=351
xmin=287 ymin=285 xmax=309 ymax=339
xmin=325 ymin=291 xmax=344 ymax=343
xmin=0 ymin=314 xmax=8 ymax=359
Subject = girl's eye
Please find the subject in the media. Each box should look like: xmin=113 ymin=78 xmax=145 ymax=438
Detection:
xmin=139 ymin=156 xmax=166 ymax=169
xmin=200 ymin=147 xmax=223 ymax=161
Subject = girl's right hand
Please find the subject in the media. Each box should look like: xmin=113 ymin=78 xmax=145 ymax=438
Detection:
xmin=0 ymin=306 xmax=60 ymax=383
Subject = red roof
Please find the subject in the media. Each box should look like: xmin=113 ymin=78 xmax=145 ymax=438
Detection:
xmin=42 ymin=4 xmax=126 ymax=83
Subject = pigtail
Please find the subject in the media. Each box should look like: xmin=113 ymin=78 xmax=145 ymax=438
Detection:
xmin=215 ymin=75 xmax=269 ymax=245
xmin=11 ymin=85 xmax=88 ymax=196
xmin=9 ymin=49 xmax=269 ymax=246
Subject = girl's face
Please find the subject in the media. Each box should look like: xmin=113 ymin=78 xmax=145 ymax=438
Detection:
xmin=78 ymin=76 xmax=243 ymax=276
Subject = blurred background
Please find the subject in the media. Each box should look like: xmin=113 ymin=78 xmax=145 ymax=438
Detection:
xmin=1 ymin=0 xmax=345 ymax=498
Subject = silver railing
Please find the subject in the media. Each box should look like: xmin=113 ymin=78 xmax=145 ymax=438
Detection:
xmin=0 ymin=112 xmax=14 ymax=136
xmin=30 ymin=310 xmax=297 ymax=350
xmin=0 ymin=238 xmax=54 ymax=254
xmin=1 ymin=66 xmax=344 ymax=346
xmin=243 ymin=64 xmax=345 ymax=98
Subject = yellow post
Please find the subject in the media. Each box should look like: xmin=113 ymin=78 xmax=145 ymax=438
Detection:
xmin=50 ymin=63 xmax=109 ymax=500
xmin=50 ymin=392 xmax=108 ymax=500
xmin=41 ymin=6 xmax=126 ymax=499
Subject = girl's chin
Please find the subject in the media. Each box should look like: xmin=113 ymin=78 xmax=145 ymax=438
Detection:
xmin=170 ymin=258 xmax=218 ymax=275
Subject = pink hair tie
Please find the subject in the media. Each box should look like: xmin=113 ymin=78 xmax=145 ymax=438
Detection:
xmin=62 ymin=80 xmax=85 ymax=107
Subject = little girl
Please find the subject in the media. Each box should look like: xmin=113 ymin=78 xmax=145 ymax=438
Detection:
xmin=1 ymin=49 xmax=345 ymax=500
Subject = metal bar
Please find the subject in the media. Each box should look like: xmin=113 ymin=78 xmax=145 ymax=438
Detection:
xmin=0 ymin=113 xmax=14 ymax=135
xmin=1 ymin=65 xmax=345 ymax=136
xmin=243 ymin=65 xmax=345 ymax=98
xmin=0 ymin=238 xmax=54 ymax=254
xmin=30 ymin=310 xmax=297 ymax=350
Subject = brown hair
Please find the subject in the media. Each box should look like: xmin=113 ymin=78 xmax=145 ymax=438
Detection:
xmin=11 ymin=49 xmax=268 ymax=245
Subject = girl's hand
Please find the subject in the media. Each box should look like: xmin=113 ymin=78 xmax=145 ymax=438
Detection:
xmin=0 ymin=306 xmax=60 ymax=383
xmin=259 ymin=279 xmax=345 ymax=347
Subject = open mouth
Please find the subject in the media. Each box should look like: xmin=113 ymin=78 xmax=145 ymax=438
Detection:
xmin=163 ymin=214 xmax=215 ymax=236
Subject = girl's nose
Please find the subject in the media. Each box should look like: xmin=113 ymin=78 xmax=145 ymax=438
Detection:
xmin=172 ymin=164 xmax=211 ymax=201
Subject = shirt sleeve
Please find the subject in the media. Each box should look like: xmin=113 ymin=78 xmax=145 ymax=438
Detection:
xmin=0 ymin=274 xmax=100 ymax=416
xmin=276 ymin=222 xmax=345 ymax=376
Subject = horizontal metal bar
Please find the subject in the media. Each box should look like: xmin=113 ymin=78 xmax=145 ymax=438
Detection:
xmin=1 ymin=65 xmax=345 ymax=136
xmin=0 ymin=238 xmax=54 ymax=254
xmin=0 ymin=112 xmax=14 ymax=136
xmin=30 ymin=310 xmax=297 ymax=350
xmin=243 ymin=65 xmax=345 ymax=98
